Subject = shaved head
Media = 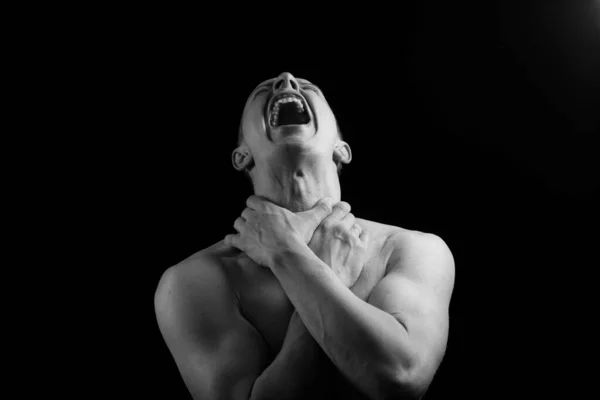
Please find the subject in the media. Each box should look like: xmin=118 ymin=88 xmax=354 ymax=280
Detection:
xmin=231 ymin=72 xmax=352 ymax=210
xmin=233 ymin=72 xmax=351 ymax=187
xmin=237 ymin=76 xmax=341 ymax=144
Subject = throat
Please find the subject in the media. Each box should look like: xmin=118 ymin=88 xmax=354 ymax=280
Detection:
xmin=287 ymin=171 xmax=314 ymax=211
xmin=253 ymin=150 xmax=341 ymax=212
xmin=270 ymin=167 xmax=324 ymax=212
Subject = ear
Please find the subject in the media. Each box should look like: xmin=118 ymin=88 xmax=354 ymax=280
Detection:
xmin=232 ymin=145 xmax=253 ymax=171
xmin=333 ymin=140 xmax=352 ymax=164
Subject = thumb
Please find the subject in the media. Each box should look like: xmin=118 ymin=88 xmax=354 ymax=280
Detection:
xmin=297 ymin=197 xmax=333 ymax=244
xmin=301 ymin=197 xmax=334 ymax=226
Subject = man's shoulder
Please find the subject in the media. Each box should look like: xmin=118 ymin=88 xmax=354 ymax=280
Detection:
xmin=154 ymin=241 xmax=241 ymax=319
xmin=357 ymin=218 xmax=454 ymax=274
xmin=389 ymin=227 xmax=452 ymax=257
xmin=389 ymin=228 xmax=455 ymax=292
xmin=154 ymin=241 xmax=271 ymax=387
xmin=356 ymin=217 xmax=448 ymax=248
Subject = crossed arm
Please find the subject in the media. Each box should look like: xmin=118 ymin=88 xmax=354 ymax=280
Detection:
xmin=259 ymin=233 xmax=454 ymax=400
xmin=155 ymin=201 xmax=454 ymax=400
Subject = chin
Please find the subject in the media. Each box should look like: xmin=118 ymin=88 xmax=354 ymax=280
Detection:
xmin=269 ymin=125 xmax=316 ymax=143
xmin=286 ymin=196 xmax=315 ymax=213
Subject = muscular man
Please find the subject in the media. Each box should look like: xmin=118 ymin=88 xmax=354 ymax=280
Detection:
xmin=154 ymin=72 xmax=455 ymax=400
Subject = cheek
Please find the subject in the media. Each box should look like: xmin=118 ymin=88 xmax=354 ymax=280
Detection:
xmin=242 ymin=99 xmax=268 ymax=142
xmin=248 ymin=108 xmax=266 ymax=134
xmin=310 ymin=98 xmax=337 ymax=131
xmin=248 ymin=98 xmax=267 ymax=129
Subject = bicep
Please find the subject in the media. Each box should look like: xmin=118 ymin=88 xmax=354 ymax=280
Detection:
xmin=155 ymin=264 xmax=270 ymax=400
xmin=367 ymin=234 xmax=455 ymax=363
xmin=172 ymin=323 xmax=269 ymax=400
xmin=368 ymin=272 xmax=449 ymax=351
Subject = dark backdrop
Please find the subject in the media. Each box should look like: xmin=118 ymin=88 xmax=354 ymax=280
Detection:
xmin=79 ymin=1 xmax=599 ymax=398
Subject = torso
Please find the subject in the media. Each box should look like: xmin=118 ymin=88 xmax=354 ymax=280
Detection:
xmin=180 ymin=218 xmax=406 ymax=399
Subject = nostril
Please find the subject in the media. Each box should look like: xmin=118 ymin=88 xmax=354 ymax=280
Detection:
xmin=275 ymin=80 xmax=283 ymax=90
xmin=290 ymin=80 xmax=298 ymax=90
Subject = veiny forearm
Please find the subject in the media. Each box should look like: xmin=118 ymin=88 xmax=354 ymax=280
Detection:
xmin=249 ymin=311 xmax=329 ymax=400
xmin=269 ymin=245 xmax=418 ymax=399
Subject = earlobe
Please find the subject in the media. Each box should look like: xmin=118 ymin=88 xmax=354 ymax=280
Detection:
xmin=333 ymin=141 xmax=352 ymax=164
xmin=232 ymin=146 xmax=253 ymax=171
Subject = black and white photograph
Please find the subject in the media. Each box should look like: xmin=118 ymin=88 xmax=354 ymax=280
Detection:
xmin=58 ymin=1 xmax=599 ymax=399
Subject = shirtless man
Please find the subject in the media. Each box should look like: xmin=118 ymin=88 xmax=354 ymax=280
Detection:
xmin=154 ymin=72 xmax=455 ymax=400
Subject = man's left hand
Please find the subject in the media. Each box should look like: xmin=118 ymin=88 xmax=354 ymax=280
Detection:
xmin=308 ymin=202 xmax=371 ymax=289
xmin=225 ymin=195 xmax=334 ymax=267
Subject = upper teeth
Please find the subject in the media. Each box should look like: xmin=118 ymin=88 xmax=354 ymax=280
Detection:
xmin=270 ymin=95 xmax=305 ymax=126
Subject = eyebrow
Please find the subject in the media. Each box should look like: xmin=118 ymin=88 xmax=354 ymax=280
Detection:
xmin=250 ymin=79 xmax=275 ymax=100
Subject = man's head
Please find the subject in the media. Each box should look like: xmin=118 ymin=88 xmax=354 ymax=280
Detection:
xmin=232 ymin=72 xmax=352 ymax=178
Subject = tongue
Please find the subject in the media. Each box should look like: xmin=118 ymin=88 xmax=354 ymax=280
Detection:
xmin=277 ymin=102 xmax=309 ymax=126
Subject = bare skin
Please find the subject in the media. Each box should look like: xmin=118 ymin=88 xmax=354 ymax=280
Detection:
xmin=155 ymin=73 xmax=455 ymax=400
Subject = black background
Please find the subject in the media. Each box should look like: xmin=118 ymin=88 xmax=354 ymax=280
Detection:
xmin=66 ymin=1 xmax=599 ymax=399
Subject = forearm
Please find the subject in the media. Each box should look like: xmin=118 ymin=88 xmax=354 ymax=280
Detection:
xmin=269 ymin=245 xmax=417 ymax=399
xmin=249 ymin=311 xmax=329 ymax=400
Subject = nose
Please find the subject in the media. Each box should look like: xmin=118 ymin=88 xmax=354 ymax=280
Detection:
xmin=273 ymin=72 xmax=299 ymax=92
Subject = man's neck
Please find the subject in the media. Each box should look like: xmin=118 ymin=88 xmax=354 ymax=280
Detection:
xmin=251 ymin=148 xmax=340 ymax=212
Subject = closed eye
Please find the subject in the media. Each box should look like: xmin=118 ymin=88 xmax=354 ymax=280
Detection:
xmin=302 ymin=84 xmax=320 ymax=93
xmin=252 ymin=87 xmax=270 ymax=100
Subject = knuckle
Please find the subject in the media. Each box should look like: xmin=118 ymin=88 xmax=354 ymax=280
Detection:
xmin=321 ymin=201 xmax=333 ymax=213
xmin=334 ymin=201 xmax=351 ymax=214
xmin=332 ymin=224 xmax=345 ymax=235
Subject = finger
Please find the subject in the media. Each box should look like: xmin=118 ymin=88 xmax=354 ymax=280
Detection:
xmin=233 ymin=217 xmax=245 ymax=233
xmin=350 ymin=223 xmax=362 ymax=236
xmin=339 ymin=212 xmax=356 ymax=230
xmin=246 ymin=195 xmax=268 ymax=211
xmin=301 ymin=197 xmax=334 ymax=226
xmin=326 ymin=201 xmax=351 ymax=222
xmin=224 ymin=234 xmax=240 ymax=248
xmin=241 ymin=208 xmax=253 ymax=220
xmin=359 ymin=227 xmax=370 ymax=244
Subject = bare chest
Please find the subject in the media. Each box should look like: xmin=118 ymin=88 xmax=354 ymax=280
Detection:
xmin=227 ymin=253 xmax=386 ymax=400
xmin=227 ymin=224 xmax=393 ymax=357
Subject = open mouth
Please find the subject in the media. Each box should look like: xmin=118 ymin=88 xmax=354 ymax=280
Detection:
xmin=268 ymin=93 xmax=311 ymax=128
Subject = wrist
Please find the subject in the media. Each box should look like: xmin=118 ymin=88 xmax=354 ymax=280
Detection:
xmin=270 ymin=240 xmax=314 ymax=269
